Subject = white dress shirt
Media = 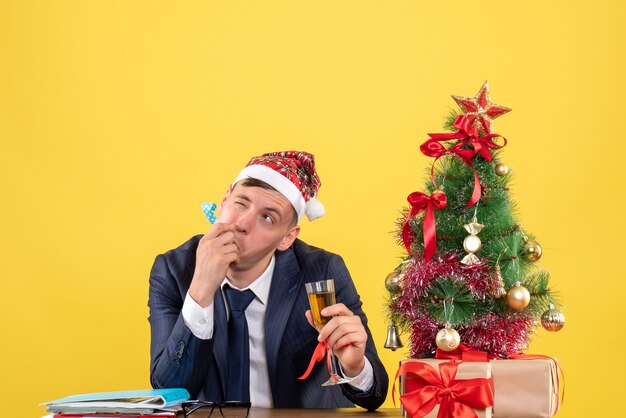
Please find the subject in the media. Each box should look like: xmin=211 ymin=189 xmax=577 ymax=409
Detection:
xmin=181 ymin=255 xmax=373 ymax=407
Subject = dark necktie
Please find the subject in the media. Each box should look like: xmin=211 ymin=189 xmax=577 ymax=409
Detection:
xmin=223 ymin=285 xmax=256 ymax=402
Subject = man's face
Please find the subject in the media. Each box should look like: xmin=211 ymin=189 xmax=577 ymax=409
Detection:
xmin=218 ymin=182 xmax=300 ymax=272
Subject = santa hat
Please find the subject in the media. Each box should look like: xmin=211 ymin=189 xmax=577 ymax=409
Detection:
xmin=233 ymin=151 xmax=325 ymax=222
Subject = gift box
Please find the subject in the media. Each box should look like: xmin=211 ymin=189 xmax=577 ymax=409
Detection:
xmin=397 ymin=359 xmax=494 ymax=418
xmin=491 ymin=357 xmax=561 ymax=418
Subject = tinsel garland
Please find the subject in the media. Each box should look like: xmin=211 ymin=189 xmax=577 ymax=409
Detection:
xmin=395 ymin=252 xmax=497 ymax=301
xmin=391 ymin=252 xmax=536 ymax=357
xmin=404 ymin=312 xmax=536 ymax=358
xmin=460 ymin=313 xmax=537 ymax=357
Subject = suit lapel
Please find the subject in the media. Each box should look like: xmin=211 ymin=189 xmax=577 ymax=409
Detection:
xmin=265 ymin=246 xmax=303 ymax=388
xmin=212 ymin=289 xmax=229 ymax=397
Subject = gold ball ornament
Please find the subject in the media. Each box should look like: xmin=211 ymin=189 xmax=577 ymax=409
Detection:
xmin=495 ymin=162 xmax=510 ymax=176
xmin=507 ymin=282 xmax=531 ymax=310
xmin=435 ymin=327 xmax=461 ymax=352
xmin=541 ymin=306 xmax=565 ymax=332
xmin=385 ymin=271 xmax=404 ymax=295
xmin=524 ymin=240 xmax=543 ymax=261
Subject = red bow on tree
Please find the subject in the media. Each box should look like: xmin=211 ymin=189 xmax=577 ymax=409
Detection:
xmin=402 ymin=190 xmax=447 ymax=261
xmin=394 ymin=360 xmax=494 ymax=418
xmin=419 ymin=115 xmax=507 ymax=208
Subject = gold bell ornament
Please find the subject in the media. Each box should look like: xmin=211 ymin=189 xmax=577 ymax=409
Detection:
xmin=384 ymin=320 xmax=404 ymax=351
xmin=384 ymin=270 xmax=404 ymax=351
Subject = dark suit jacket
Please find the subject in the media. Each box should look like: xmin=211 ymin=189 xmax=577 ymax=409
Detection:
xmin=148 ymin=236 xmax=388 ymax=410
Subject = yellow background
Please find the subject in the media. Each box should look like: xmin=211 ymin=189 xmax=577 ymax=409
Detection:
xmin=1 ymin=1 xmax=624 ymax=416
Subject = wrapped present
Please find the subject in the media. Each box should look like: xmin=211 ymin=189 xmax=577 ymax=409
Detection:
xmin=434 ymin=344 xmax=563 ymax=417
xmin=491 ymin=356 xmax=562 ymax=418
xmin=395 ymin=358 xmax=494 ymax=418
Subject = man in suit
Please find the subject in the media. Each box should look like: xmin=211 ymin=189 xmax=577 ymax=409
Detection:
xmin=148 ymin=151 xmax=388 ymax=410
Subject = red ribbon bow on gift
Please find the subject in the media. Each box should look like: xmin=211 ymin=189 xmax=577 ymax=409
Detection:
xmin=402 ymin=190 xmax=447 ymax=261
xmin=435 ymin=343 xmax=495 ymax=363
xmin=420 ymin=115 xmax=507 ymax=208
xmin=394 ymin=360 xmax=494 ymax=418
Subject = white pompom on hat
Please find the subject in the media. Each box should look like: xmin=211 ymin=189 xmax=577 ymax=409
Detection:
xmin=233 ymin=151 xmax=325 ymax=222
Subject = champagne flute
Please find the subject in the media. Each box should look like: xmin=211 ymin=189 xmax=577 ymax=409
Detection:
xmin=305 ymin=279 xmax=353 ymax=386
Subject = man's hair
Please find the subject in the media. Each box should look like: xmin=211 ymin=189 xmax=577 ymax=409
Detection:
xmin=239 ymin=178 xmax=299 ymax=227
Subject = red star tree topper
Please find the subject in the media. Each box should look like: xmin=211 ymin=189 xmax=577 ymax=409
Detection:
xmin=452 ymin=81 xmax=511 ymax=135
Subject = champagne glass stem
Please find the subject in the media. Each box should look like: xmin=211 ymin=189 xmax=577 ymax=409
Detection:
xmin=327 ymin=348 xmax=341 ymax=383
xmin=321 ymin=347 xmax=352 ymax=386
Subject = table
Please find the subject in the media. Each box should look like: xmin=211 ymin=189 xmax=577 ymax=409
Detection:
xmin=185 ymin=408 xmax=401 ymax=417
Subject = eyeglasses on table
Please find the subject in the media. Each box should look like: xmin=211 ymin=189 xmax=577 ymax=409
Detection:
xmin=182 ymin=400 xmax=251 ymax=418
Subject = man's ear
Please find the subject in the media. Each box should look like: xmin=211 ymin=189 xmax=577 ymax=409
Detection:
xmin=277 ymin=225 xmax=300 ymax=251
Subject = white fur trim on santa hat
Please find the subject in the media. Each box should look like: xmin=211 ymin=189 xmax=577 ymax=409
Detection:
xmin=305 ymin=198 xmax=325 ymax=221
xmin=234 ymin=164 xmax=306 ymax=221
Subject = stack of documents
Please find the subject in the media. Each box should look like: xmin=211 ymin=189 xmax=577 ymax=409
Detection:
xmin=41 ymin=388 xmax=190 ymax=417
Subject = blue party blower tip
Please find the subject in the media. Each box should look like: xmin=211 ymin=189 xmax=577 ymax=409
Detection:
xmin=201 ymin=202 xmax=217 ymax=224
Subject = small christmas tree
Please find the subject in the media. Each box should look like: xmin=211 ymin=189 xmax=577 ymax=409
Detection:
xmin=385 ymin=82 xmax=565 ymax=358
